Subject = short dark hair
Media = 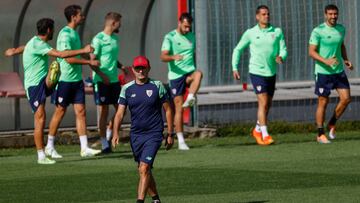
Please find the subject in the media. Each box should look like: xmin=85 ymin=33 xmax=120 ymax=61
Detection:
xmin=179 ymin=12 xmax=193 ymax=23
xmin=64 ymin=5 xmax=81 ymax=22
xmin=325 ymin=4 xmax=338 ymax=13
xmin=256 ymin=5 xmax=269 ymax=14
xmin=105 ymin=12 xmax=122 ymax=22
xmin=37 ymin=18 xmax=54 ymax=35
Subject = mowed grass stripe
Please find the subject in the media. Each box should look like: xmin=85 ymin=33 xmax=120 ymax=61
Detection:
xmin=0 ymin=131 xmax=360 ymax=202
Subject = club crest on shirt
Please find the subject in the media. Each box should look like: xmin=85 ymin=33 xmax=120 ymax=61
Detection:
xmin=256 ymin=85 xmax=262 ymax=91
xmin=33 ymin=101 xmax=39 ymax=107
xmin=100 ymin=97 xmax=106 ymax=102
xmin=146 ymin=90 xmax=153 ymax=97
xmin=319 ymin=88 xmax=324 ymax=94
xmin=172 ymin=88 xmax=177 ymax=95
xmin=271 ymin=34 xmax=275 ymax=39
xmin=58 ymin=97 xmax=63 ymax=103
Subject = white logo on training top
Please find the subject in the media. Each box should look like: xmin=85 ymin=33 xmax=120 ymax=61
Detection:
xmin=131 ymin=94 xmax=136 ymax=98
xmin=58 ymin=97 xmax=63 ymax=103
xmin=33 ymin=101 xmax=39 ymax=107
xmin=146 ymin=90 xmax=153 ymax=97
xmin=172 ymin=88 xmax=177 ymax=95
xmin=256 ymin=86 xmax=262 ymax=91
xmin=100 ymin=97 xmax=106 ymax=102
xmin=146 ymin=156 xmax=152 ymax=161
xmin=319 ymin=88 xmax=324 ymax=94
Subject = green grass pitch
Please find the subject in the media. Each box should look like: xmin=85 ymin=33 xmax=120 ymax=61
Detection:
xmin=1 ymin=131 xmax=360 ymax=202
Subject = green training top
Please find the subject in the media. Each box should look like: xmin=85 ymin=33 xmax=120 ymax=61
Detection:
xmin=232 ymin=24 xmax=287 ymax=77
xmin=91 ymin=31 xmax=119 ymax=83
xmin=22 ymin=36 xmax=53 ymax=91
xmin=161 ymin=29 xmax=196 ymax=80
xmin=56 ymin=26 xmax=82 ymax=82
xmin=309 ymin=23 xmax=345 ymax=75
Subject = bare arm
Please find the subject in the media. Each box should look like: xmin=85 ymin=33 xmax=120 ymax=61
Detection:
xmin=163 ymin=101 xmax=174 ymax=150
xmin=112 ymin=104 xmax=126 ymax=147
xmin=89 ymin=53 xmax=109 ymax=84
xmin=4 ymin=46 xmax=25 ymax=56
xmin=160 ymin=50 xmax=183 ymax=62
xmin=163 ymin=101 xmax=173 ymax=134
xmin=48 ymin=44 xmax=93 ymax=58
xmin=341 ymin=43 xmax=353 ymax=70
xmin=309 ymin=44 xmax=338 ymax=67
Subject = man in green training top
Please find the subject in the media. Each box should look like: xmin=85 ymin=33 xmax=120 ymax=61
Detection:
xmin=4 ymin=18 xmax=94 ymax=164
xmin=232 ymin=5 xmax=287 ymax=145
xmin=90 ymin=12 xmax=128 ymax=153
xmin=46 ymin=5 xmax=102 ymax=158
xmin=309 ymin=4 xmax=353 ymax=144
xmin=161 ymin=12 xmax=203 ymax=150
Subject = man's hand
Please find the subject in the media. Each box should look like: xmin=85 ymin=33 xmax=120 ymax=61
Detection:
xmin=89 ymin=60 xmax=100 ymax=67
xmin=323 ymin=56 xmax=339 ymax=67
xmin=121 ymin=66 xmax=131 ymax=75
xmin=83 ymin=44 xmax=94 ymax=53
xmin=232 ymin=70 xmax=240 ymax=80
xmin=112 ymin=133 xmax=120 ymax=148
xmin=344 ymin=60 xmax=354 ymax=70
xmin=4 ymin=48 xmax=16 ymax=57
xmin=172 ymin=54 xmax=183 ymax=61
xmin=101 ymin=74 xmax=110 ymax=85
xmin=164 ymin=132 xmax=175 ymax=150
xmin=275 ymin=56 xmax=283 ymax=64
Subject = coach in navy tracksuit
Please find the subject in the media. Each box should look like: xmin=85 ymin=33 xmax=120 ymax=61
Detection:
xmin=112 ymin=56 xmax=174 ymax=203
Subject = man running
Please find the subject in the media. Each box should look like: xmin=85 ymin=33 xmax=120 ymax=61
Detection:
xmin=309 ymin=4 xmax=353 ymax=144
xmin=232 ymin=5 xmax=287 ymax=145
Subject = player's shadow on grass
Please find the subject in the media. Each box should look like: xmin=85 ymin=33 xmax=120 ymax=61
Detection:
xmin=189 ymin=142 xmax=257 ymax=149
xmin=230 ymin=201 xmax=269 ymax=203
xmin=97 ymin=153 xmax=134 ymax=160
xmin=0 ymin=154 xmax=13 ymax=157
xmin=57 ymin=152 xmax=134 ymax=163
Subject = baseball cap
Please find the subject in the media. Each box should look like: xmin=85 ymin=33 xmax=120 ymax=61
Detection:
xmin=133 ymin=55 xmax=150 ymax=68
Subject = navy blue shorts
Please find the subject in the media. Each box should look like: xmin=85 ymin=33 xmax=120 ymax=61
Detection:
xmin=94 ymin=82 xmax=121 ymax=105
xmin=130 ymin=133 xmax=163 ymax=166
xmin=315 ymin=71 xmax=350 ymax=97
xmin=169 ymin=72 xmax=193 ymax=97
xmin=51 ymin=81 xmax=85 ymax=107
xmin=250 ymin=73 xmax=276 ymax=96
xmin=27 ymin=77 xmax=53 ymax=113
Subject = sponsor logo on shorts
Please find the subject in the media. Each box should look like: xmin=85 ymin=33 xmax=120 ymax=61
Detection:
xmin=33 ymin=101 xmax=39 ymax=107
xmin=319 ymin=88 xmax=324 ymax=94
xmin=58 ymin=97 xmax=63 ymax=103
xmin=256 ymin=85 xmax=262 ymax=92
xmin=131 ymin=94 xmax=136 ymax=98
xmin=100 ymin=97 xmax=106 ymax=102
xmin=146 ymin=90 xmax=153 ymax=97
xmin=172 ymin=88 xmax=177 ymax=95
xmin=146 ymin=156 xmax=153 ymax=161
